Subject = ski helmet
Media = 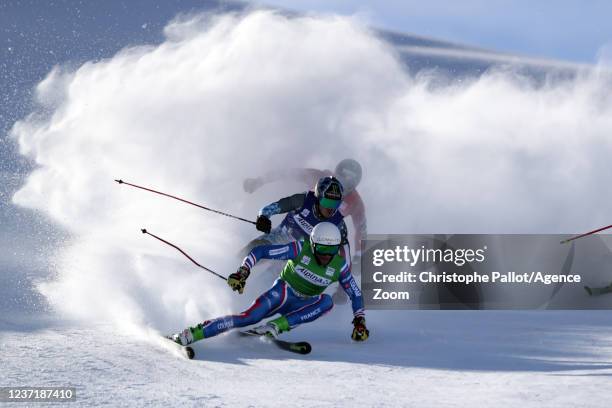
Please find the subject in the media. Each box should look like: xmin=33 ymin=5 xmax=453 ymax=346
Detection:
xmin=310 ymin=222 xmax=342 ymax=258
xmin=314 ymin=176 xmax=344 ymax=212
xmin=334 ymin=159 xmax=362 ymax=193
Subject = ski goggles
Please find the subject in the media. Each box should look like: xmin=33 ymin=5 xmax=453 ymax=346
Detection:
xmin=314 ymin=243 xmax=340 ymax=255
xmin=319 ymin=197 xmax=341 ymax=210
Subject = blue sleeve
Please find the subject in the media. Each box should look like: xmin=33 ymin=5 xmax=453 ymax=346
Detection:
xmin=242 ymin=241 xmax=303 ymax=270
xmin=259 ymin=193 xmax=307 ymax=217
xmin=338 ymin=261 xmax=365 ymax=318
xmin=258 ymin=202 xmax=281 ymax=218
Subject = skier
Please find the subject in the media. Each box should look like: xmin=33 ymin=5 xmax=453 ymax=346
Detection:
xmin=584 ymin=283 xmax=612 ymax=296
xmin=244 ymin=159 xmax=367 ymax=259
xmin=169 ymin=222 xmax=369 ymax=346
xmin=241 ymin=175 xmax=349 ymax=258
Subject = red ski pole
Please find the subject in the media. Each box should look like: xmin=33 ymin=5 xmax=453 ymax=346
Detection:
xmin=560 ymin=224 xmax=612 ymax=244
xmin=141 ymin=229 xmax=227 ymax=281
xmin=115 ymin=179 xmax=256 ymax=225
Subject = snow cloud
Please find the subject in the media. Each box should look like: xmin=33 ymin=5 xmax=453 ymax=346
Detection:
xmin=10 ymin=10 xmax=612 ymax=331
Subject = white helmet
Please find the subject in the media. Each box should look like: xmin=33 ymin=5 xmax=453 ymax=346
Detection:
xmin=310 ymin=222 xmax=341 ymax=257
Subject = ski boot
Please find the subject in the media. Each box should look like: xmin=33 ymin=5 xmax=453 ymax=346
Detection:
xmin=251 ymin=316 xmax=290 ymax=339
xmin=168 ymin=323 xmax=206 ymax=346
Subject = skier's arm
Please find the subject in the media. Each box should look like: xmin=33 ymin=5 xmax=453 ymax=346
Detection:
xmin=338 ymin=261 xmax=365 ymax=318
xmin=265 ymin=168 xmax=324 ymax=185
xmin=244 ymin=168 xmax=325 ymax=193
xmin=258 ymin=193 xmax=307 ymax=218
xmin=338 ymin=261 xmax=369 ymax=341
xmin=229 ymin=241 xmax=303 ymax=294
xmin=241 ymin=241 xmax=303 ymax=270
xmin=256 ymin=193 xmax=307 ymax=233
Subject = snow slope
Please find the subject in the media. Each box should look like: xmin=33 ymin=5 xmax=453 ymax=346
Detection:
xmin=2 ymin=310 xmax=612 ymax=407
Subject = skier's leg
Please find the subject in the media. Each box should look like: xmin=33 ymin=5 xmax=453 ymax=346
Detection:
xmin=171 ymin=279 xmax=289 ymax=345
xmin=284 ymin=294 xmax=333 ymax=327
xmin=265 ymin=293 xmax=334 ymax=334
xmin=238 ymin=226 xmax=294 ymax=258
xmin=238 ymin=235 xmax=273 ymax=258
xmin=203 ymin=279 xmax=289 ymax=336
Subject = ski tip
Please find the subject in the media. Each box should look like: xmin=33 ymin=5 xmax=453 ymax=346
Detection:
xmin=584 ymin=286 xmax=593 ymax=296
xmin=141 ymin=228 xmax=147 ymax=234
xmin=115 ymin=179 xmax=123 ymax=184
xmin=294 ymin=342 xmax=312 ymax=355
xmin=162 ymin=335 xmax=195 ymax=360
xmin=240 ymin=331 xmax=312 ymax=355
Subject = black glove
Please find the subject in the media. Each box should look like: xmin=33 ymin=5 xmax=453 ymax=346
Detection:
xmin=243 ymin=177 xmax=264 ymax=194
xmin=256 ymin=215 xmax=272 ymax=233
xmin=227 ymin=266 xmax=250 ymax=294
xmin=351 ymin=316 xmax=369 ymax=341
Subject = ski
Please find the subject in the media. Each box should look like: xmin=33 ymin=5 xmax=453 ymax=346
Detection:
xmin=163 ymin=336 xmax=195 ymax=359
xmin=584 ymin=284 xmax=612 ymax=296
xmin=239 ymin=330 xmax=312 ymax=355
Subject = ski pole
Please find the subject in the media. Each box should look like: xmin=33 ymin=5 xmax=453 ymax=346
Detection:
xmin=560 ymin=224 xmax=612 ymax=244
xmin=141 ymin=229 xmax=227 ymax=281
xmin=115 ymin=179 xmax=256 ymax=225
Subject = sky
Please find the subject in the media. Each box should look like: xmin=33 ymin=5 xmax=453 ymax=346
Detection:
xmin=251 ymin=0 xmax=612 ymax=64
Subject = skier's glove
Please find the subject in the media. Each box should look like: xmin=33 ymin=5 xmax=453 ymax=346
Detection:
xmin=243 ymin=177 xmax=264 ymax=194
xmin=351 ymin=316 xmax=369 ymax=341
xmin=256 ymin=215 xmax=272 ymax=234
xmin=228 ymin=266 xmax=250 ymax=294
